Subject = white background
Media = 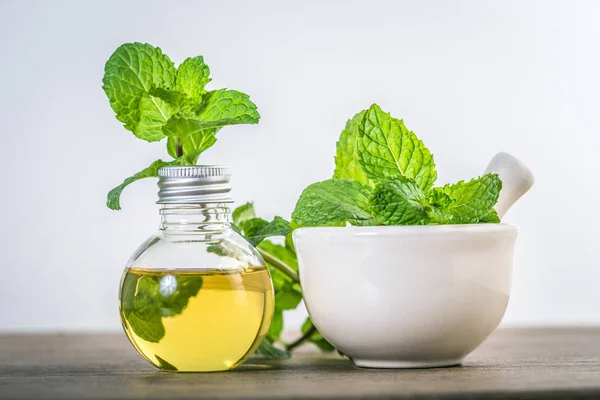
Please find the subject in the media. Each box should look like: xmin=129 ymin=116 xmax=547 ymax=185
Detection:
xmin=1 ymin=0 xmax=598 ymax=332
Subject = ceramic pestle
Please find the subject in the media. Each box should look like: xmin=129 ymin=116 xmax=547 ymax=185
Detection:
xmin=484 ymin=152 xmax=534 ymax=219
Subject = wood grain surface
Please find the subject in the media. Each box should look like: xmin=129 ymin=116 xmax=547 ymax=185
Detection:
xmin=0 ymin=328 xmax=599 ymax=399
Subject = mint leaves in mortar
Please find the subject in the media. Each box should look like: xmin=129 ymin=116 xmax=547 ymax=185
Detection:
xmin=102 ymin=43 xmax=260 ymax=210
xmin=292 ymin=104 xmax=502 ymax=226
xmin=240 ymin=105 xmax=503 ymax=358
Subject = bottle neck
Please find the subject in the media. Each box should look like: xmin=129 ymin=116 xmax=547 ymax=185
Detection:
xmin=160 ymin=203 xmax=231 ymax=233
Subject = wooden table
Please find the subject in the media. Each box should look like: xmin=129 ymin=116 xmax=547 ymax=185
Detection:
xmin=1 ymin=328 xmax=599 ymax=399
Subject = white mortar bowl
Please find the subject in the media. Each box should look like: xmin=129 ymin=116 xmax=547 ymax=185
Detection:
xmin=293 ymin=224 xmax=518 ymax=369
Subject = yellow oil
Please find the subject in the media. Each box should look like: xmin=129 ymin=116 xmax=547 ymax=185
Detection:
xmin=118 ymin=266 xmax=274 ymax=372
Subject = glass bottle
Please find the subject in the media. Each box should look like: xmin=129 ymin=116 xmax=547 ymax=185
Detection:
xmin=118 ymin=166 xmax=274 ymax=372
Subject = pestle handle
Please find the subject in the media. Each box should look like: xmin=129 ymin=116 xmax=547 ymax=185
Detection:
xmin=484 ymin=152 xmax=534 ymax=219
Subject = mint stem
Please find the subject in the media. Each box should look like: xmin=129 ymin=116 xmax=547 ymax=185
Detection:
xmin=175 ymin=137 xmax=183 ymax=158
xmin=286 ymin=322 xmax=316 ymax=351
xmin=257 ymin=248 xmax=299 ymax=283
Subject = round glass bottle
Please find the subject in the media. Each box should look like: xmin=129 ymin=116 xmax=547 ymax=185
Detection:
xmin=118 ymin=166 xmax=274 ymax=372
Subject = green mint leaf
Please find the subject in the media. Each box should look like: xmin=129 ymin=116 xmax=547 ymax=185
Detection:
xmin=424 ymin=187 xmax=455 ymax=224
xmin=136 ymin=95 xmax=177 ymax=141
xmin=197 ymin=89 xmax=260 ymax=124
xmin=425 ymin=207 xmax=454 ymax=225
xmin=253 ymin=337 xmax=290 ymax=360
xmin=284 ymin=221 xmax=299 ymax=256
xmin=148 ymin=88 xmax=186 ymax=108
xmin=232 ymin=202 xmax=257 ymax=226
xmin=258 ymin=240 xmax=298 ymax=272
xmin=268 ymin=311 xmax=284 ymax=340
xmin=237 ymin=217 xmax=268 ymax=235
xmin=148 ymin=88 xmax=199 ymax=116
xmin=102 ymin=43 xmax=176 ymax=142
xmin=285 ymin=231 xmax=296 ymax=256
xmin=163 ymin=116 xmax=230 ymax=135
xmin=274 ymin=289 xmax=303 ymax=311
xmin=480 ymin=209 xmax=501 ymax=223
xmin=334 ymin=110 xmax=372 ymax=186
xmin=428 ymin=187 xmax=453 ymax=209
xmin=269 ymin=272 xmax=300 ymax=309
xmin=107 ymin=159 xmax=171 ymax=210
xmin=369 ymin=177 xmax=429 ymax=225
xmin=175 ymin=56 xmax=211 ymax=99
xmin=358 ymin=104 xmax=437 ymax=191
xmin=166 ymin=138 xmax=186 ymax=162
xmin=301 ymin=318 xmax=335 ymax=352
xmin=243 ymin=217 xmax=292 ymax=246
xmin=162 ymin=116 xmax=219 ymax=162
xmin=441 ymin=173 xmax=502 ymax=224
xmin=292 ymin=179 xmax=378 ymax=227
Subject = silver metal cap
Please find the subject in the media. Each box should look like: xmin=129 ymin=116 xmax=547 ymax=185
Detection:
xmin=157 ymin=165 xmax=233 ymax=204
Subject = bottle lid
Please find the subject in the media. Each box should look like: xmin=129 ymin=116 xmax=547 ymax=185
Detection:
xmin=157 ymin=165 xmax=233 ymax=204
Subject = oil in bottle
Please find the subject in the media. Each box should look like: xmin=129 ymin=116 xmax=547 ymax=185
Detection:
xmin=119 ymin=266 xmax=274 ymax=372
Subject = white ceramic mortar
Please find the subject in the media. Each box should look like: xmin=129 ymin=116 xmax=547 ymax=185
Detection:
xmin=293 ymin=153 xmax=533 ymax=368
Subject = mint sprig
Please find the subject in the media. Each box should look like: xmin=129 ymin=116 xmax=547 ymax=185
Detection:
xmin=106 ymin=148 xmax=207 ymax=211
xmin=231 ymin=203 xmax=335 ymax=359
xmin=103 ymin=43 xmax=260 ymax=210
xmin=334 ymin=110 xmax=372 ymax=186
xmin=292 ymin=103 xmax=502 ymax=226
